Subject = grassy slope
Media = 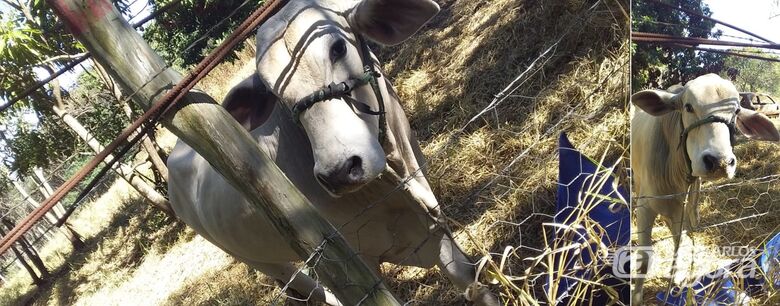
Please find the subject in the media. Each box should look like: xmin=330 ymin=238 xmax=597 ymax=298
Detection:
xmin=0 ymin=0 xmax=630 ymax=304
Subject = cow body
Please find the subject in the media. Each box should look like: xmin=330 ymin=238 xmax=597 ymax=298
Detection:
xmin=168 ymin=1 xmax=498 ymax=305
xmin=169 ymin=76 xmax=440 ymax=268
xmin=631 ymin=74 xmax=780 ymax=304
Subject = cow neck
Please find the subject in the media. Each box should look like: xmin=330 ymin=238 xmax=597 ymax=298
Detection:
xmin=677 ymin=115 xmax=697 ymax=184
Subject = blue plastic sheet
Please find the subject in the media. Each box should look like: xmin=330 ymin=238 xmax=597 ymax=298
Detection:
xmin=548 ymin=133 xmax=630 ymax=304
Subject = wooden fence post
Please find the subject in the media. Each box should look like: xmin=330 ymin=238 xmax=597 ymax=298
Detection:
xmin=45 ymin=0 xmax=401 ymax=304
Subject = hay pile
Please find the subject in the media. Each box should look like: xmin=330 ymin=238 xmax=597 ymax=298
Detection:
xmin=376 ymin=0 xmax=629 ymax=303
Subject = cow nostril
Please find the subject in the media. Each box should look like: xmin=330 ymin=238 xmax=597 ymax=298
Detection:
xmin=703 ymin=154 xmax=717 ymax=171
xmin=346 ymin=156 xmax=363 ymax=180
xmin=728 ymin=157 xmax=736 ymax=167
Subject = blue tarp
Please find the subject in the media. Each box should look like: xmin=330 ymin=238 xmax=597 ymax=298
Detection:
xmin=548 ymin=133 xmax=630 ymax=304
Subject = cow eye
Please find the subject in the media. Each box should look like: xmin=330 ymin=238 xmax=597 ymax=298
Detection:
xmin=684 ymin=104 xmax=694 ymax=113
xmin=330 ymin=38 xmax=347 ymax=62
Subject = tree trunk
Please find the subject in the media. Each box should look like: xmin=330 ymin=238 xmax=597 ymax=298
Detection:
xmin=12 ymin=178 xmax=86 ymax=248
xmin=121 ymin=102 xmax=169 ymax=183
xmin=32 ymin=168 xmax=66 ymax=217
xmin=30 ymin=168 xmax=86 ymax=249
xmin=9 ymin=244 xmax=41 ymax=286
xmin=0 ymin=222 xmax=44 ymax=285
xmin=17 ymin=235 xmax=49 ymax=279
xmin=47 ymin=1 xmax=401 ymax=304
xmin=50 ymin=105 xmax=174 ymax=216
xmin=94 ymin=61 xmax=169 ymax=184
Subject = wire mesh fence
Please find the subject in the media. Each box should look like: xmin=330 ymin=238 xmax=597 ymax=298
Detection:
xmin=630 ymin=89 xmax=780 ymax=305
xmin=230 ymin=0 xmax=633 ymax=303
xmin=0 ymin=0 xmax=631 ymax=304
xmin=633 ymin=142 xmax=780 ymax=305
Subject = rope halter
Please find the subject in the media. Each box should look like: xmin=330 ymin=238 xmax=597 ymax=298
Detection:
xmin=678 ymin=103 xmax=739 ymax=183
xmin=290 ymin=35 xmax=388 ymax=144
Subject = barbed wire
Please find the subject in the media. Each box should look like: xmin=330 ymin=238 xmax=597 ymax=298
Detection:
xmin=0 ymin=0 xmax=266 ymax=284
xmin=0 ymin=0 xmax=185 ymax=113
xmin=639 ymin=19 xmax=775 ymax=46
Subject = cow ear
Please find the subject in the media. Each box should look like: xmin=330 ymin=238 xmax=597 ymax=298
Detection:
xmin=631 ymin=89 xmax=680 ymax=116
xmin=222 ymin=74 xmax=273 ymax=131
xmin=736 ymin=108 xmax=780 ymax=141
xmin=347 ymin=0 xmax=440 ymax=46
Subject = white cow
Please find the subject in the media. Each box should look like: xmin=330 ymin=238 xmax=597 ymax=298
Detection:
xmin=168 ymin=0 xmax=498 ymax=305
xmin=630 ymin=74 xmax=780 ymax=304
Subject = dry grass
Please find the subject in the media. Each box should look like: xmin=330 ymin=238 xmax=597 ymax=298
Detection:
xmin=1 ymin=0 xmax=630 ymax=304
xmin=375 ymin=0 xmax=629 ymax=303
xmin=0 ymin=176 xmax=283 ymax=306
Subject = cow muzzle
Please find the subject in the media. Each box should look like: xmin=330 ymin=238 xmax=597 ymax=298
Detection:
xmin=316 ymin=156 xmax=374 ymax=196
xmin=698 ymin=151 xmax=736 ymax=179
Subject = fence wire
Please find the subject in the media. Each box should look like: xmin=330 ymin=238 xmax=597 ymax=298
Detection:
xmin=258 ymin=0 xmax=631 ymax=303
xmin=1 ymin=0 xmax=631 ymax=305
xmin=632 ymin=137 xmax=780 ymax=304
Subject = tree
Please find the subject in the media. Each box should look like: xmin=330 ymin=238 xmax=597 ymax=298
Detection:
xmin=0 ymin=1 xmax=173 ymax=215
xmin=142 ymin=0 xmax=263 ymax=67
xmin=721 ymin=49 xmax=780 ymax=96
xmin=632 ymin=0 xmax=725 ymax=91
xmin=0 ymin=218 xmax=49 ymax=285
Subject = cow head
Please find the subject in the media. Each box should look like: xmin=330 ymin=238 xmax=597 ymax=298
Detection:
xmin=247 ymin=0 xmax=439 ymax=196
xmin=632 ymin=74 xmax=780 ymax=180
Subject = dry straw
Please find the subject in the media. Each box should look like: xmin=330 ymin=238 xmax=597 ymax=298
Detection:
xmin=1 ymin=0 xmax=630 ymax=304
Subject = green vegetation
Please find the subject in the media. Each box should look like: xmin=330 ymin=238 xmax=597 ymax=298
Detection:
xmin=632 ymin=0 xmax=723 ymax=91
xmin=142 ymin=0 xmax=264 ymax=68
xmin=721 ymin=49 xmax=780 ymax=96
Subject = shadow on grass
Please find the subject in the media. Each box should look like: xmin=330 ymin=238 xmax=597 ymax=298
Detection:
xmin=8 ymin=194 xmax=186 ymax=306
xmin=8 ymin=0 xmax=629 ymax=304
xmin=159 ymin=260 xmax=293 ymax=306
xmin=375 ymin=0 xmax=627 ymax=228
xmin=368 ymin=0 xmax=629 ymax=303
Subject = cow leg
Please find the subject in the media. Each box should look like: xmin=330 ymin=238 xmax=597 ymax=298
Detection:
xmin=252 ymin=262 xmax=342 ymax=306
xmin=633 ymin=202 xmax=657 ymax=305
xmin=662 ymin=203 xmax=686 ymax=287
xmin=663 ymin=203 xmax=685 ymax=251
xmin=436 ymin=232 xmax=499 ymax=306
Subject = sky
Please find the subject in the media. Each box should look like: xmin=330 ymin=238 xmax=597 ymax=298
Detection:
xmin=704 ymin=0 xmax=780 ymax=44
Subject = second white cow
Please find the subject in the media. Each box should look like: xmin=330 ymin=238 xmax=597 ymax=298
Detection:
xmin=631 ymin=73 xmax=780 ymax=304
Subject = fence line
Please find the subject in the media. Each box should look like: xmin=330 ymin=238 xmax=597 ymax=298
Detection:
xmin=642 ymin=0 xmax=776 ymax=44
xmin=266 ymin=0 xmax=631 ymax=303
